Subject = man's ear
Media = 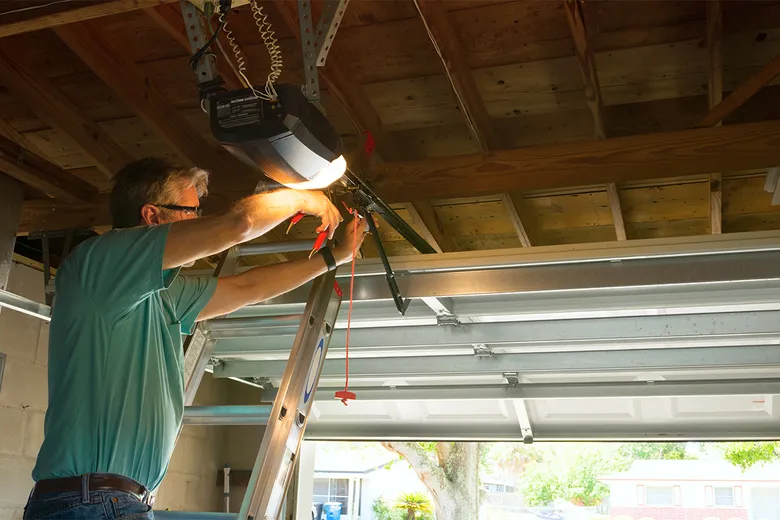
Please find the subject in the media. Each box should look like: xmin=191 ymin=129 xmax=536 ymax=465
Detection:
xmin=140 ymin=204 xmax=162 ymax=225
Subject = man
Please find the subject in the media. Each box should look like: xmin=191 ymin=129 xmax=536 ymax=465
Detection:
xmin=24 ymin=157 xmax=367 ymax=520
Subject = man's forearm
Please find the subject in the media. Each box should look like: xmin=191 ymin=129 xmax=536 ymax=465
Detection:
xmin=163 ymin=189 xmax=320 ymax=269
xmin=197 ymin=253 xmax=330 ymax=320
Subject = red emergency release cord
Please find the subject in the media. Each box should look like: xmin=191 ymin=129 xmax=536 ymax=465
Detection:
xmin=334 ymin=203 xmax=360 ymax=406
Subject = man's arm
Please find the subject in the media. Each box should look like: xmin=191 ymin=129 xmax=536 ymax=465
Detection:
xmin=197 ymin=217 xmax=368 ymax=320
xmin=162 ymin=189 xmax=342 ymax=269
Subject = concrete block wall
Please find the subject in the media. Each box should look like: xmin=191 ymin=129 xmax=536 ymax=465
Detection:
xmin=155 ymin=374 xmax=233 ymax=513
xmin=0 ymin=263 xmax=50 ymax=520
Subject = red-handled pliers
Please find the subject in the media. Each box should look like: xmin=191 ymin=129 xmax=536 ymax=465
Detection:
xmin=286 ymin=212 xmax=328 ymax=259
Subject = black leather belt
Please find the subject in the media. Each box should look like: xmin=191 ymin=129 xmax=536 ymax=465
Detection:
xmin=32 ymin=474 xmax=150 ymax=503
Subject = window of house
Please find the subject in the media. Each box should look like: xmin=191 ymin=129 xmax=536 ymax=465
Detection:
xmin=714 ymin=487 xmax=735 ymax=506
xmin=645 ymin=486 xmax=674 ymax=506
xmin=313 ymin=478 xmax=349 ymax=511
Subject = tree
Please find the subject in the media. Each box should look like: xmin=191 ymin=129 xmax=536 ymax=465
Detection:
xmin=618 ymin=442 xmax=691 ymax=461
xmin=718 ymin=441 xmax=780 ymax=470
xmin=395 ymin=491 xmax=433 ymax=520
xmin=520 ymin=444 xmax=629 ymax=507
xmin=382 ymin=442 xmax=483 ymax=520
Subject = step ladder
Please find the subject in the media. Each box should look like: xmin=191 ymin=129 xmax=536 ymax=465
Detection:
xmin=164 ymin=246 xmax=343 ymax=520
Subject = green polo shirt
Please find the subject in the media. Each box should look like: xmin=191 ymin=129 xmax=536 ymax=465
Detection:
xmin=32 ymin=224 xmax=217 ymax=490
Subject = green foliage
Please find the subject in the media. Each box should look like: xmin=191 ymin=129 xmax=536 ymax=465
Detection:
xmin=372 ymin=498 xmax=404 ymax=520
xmin=373 ymin=494 xmax=434 ymax=520
xmin=617 ymin=442 xmax=692 ymax=461
xmin=520 ymin=445 xmax=630 ymax=507
xmin=395 ymin=491 xmax=433 ymax=519
xmin=718 ymin=441 xmax=780 ymax=470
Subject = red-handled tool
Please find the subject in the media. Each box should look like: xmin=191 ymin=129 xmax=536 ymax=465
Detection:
xmin=287 ymin=212 xmax=329 ymax=259
xmin=308 ymin=231 xmax=327 ymax=259
xmin=286 ymin=212 xmax=305 ymax=235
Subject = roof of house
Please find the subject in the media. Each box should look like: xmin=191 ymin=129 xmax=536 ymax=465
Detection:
xmin=313 ymin=443 xmax=397 ymax=475
xmin=600 ymin=460 xmax=780 ymax=483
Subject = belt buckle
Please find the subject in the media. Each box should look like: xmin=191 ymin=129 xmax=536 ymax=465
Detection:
xmin=143 ymin=492 xmax=155 ymax=507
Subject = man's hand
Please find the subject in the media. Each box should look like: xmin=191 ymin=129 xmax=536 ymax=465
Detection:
xmin=295 ymin=191 xmax=343 ymax=239
xmin=333 ymin=216 xmax=370 ymax=265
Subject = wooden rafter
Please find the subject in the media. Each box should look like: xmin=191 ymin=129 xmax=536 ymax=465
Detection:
xmin=18 ymin=196 xmax=110 ymax=236
xmin=698 ymin=55 xmax=780 ymax=128
xmin=0 ymin=134 xmax=97 ymax=203
xmin=143 ymin=4 xmax=190 ymax=48
xmin=0 ymin=42 xmax=132 ymax=179
xmin=0 ymin=0 xmax=177 ymax=38
xmin=707 ymin=0 xmax=723 ymax=235
xmin=404 ymin=201 xmax=457 ymax=253
xmin=273 ymin=0 xmax=401 ymax=161
xmin=371 ymin=119 xmax=780 ymax=203
xmin=0 ymin=118 xmax=47 ymax=158
xmin=143 ymin=4 xmax=244 ymax=91
xmin=54 ymin=22 xmax=252 ymax=190
xmin=499 ymin=194 xmax=532 ymax=247
xmin=413 ymin=0 xmax=498 ymax=151
xmin=564 ymin=0 xmax=626 ymax=241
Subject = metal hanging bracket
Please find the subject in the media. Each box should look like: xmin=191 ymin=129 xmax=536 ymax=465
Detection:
xmin=298 ymin=0 xmax=350 ymax=102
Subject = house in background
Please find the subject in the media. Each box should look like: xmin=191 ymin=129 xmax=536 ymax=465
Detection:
xmin=311 ymin=442 xmax=429 ymax=520
xmin=599 ymin=460 xmax=780 ymax=520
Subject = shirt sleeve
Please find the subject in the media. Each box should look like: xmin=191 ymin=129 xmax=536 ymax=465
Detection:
xmin=164 ymin=275 xmax=218 ymax=334
xmin=69 ymin=224 xmax=176 ymax=316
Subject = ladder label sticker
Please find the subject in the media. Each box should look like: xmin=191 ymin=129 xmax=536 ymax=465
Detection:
xmin=303 ymin=338 xmax=325 ymax=404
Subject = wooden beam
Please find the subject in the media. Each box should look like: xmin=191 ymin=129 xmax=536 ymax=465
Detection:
xmin=370 ymin=119 xmax=780 ymax=203
xmin=0 ymin=118 xmax=47 ymax=158
xmin=413 ymin=0 xmax=498 ymax=151
xmin=707 ymin=0 xmax=723 ymax=235
xmin=0 ymin=42 xmax=132 ymax=179
xmin=564 ymin=0 xmax=625 ymax=241
xmin=698 ymin=53 xmax=780 ymax=128
xmin=0 ymin=134 xmax=96 ymax=203
xmin=18 ymin=196 xmax=109 ymax=236
xmin=499 ymin=194 xmax=532 ymax=247
xmin=564 ymin=0 xmax=605 ymax=140
xmin=143 ymin=4 xmax=190 ymax=49
xmin=143 ymin=4 xmax=244 ymax=91
xmin=273 ymin=1 xmax=402 ymax=161
xmin=54 ymin=21 xmax=253 ymax=190
xmin=0 ymin=0 xmax=176 ymax=38
xmin=403 ymin=201 xmax=456 ymax=253
xmin=605 ymin=183 xmax=627 ymax=241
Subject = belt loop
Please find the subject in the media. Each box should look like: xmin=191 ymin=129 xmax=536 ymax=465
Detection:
xmin=81 ymin=474 xmax=90 ymax=504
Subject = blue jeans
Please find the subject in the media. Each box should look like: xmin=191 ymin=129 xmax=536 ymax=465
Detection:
xmin=24 ymin=477 xmax=154 ymax=520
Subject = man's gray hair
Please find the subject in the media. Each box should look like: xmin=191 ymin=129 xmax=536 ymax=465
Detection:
xmin=110 ymin=157 xmax=210 ymax=228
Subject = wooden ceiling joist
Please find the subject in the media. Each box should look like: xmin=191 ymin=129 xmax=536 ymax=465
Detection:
xmin=413 ymin=0 xmax=498 ymax=151
xmin=273 ymin=0 xmax=401 ymax=162
xmin=405 ymin=201 xmax=457 ymax=253
xmin=698 ymin=53 xmax=780 ymax=128
xmin=564 ymin=0 xmax=625 ymax=241
xmin=0 ymin=43 xmax=133 ymax=179
xmin=143 ymin=4 xmax=244 ymax=91
xmin=706 ymin=0 xmax=723 ymax=235
xmin=499 ymin=194 xmax=532 ymax=248
xmin=0 ymin=0 xmax=177 ymax=38
xmin=371 ymin=119 xmax=780 ymax=203
xmin=0 ymin=134 xmax=97 ymax=203
xmin=54 ymin=21 xmax=251 ymax=189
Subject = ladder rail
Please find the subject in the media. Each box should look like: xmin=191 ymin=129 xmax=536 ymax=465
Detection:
xmin=240 ymin=270 xmax=342 ymax=520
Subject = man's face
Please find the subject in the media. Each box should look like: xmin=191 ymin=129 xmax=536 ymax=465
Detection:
xmin=140 ymin=183 xmax=201 ymax=267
